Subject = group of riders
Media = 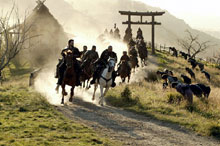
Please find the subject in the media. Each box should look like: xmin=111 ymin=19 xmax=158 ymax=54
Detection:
xmin=55 ymin=28 xmax=148 ymax=90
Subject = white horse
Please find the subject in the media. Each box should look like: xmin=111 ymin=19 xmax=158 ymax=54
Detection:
xmin=92 ymin=58 xmax=116 ymax=106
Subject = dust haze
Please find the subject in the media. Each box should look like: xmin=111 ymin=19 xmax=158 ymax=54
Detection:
xmin=1 ymin=0 xmax=215 ymax=104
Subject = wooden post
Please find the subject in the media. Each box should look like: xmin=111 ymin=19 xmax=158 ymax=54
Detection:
xmin=128 ymin=14 xmax=131 ymax=30
xmin=152 ymin=16 xmax=155 ymax=54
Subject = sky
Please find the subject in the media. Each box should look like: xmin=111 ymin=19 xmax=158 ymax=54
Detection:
xmin=137 ymin=0 xmax=220 ymax=31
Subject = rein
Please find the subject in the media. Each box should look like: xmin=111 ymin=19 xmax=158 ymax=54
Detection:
xmin=101 ymin=76 xmax=112 ymax=82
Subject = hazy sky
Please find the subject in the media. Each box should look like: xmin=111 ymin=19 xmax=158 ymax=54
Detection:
xmin=137 ymin=0 xmax=220 ymax=31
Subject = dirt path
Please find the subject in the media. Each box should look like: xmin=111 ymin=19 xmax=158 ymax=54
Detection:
xmin=51 ymin=55 xmax=219 ymax=145
xmin=57 ymin=98 xmax=219 ymax=146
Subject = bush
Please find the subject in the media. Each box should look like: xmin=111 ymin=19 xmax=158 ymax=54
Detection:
xmin=121 ymin=86 xmax=132 ymax=103
xmin=167 ymin=92 xmax=183 ymax=104
xmin=145 ymin=71 xmax=158 ymax=82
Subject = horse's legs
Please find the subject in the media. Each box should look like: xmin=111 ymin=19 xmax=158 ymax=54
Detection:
xmin=103 ymin=87 xmax=109 ymax=97
xmin=86 ymin=79 xmax=90 ymax=89
xmin=101 ymin=87 xmax=109 ymax=106
xmin=128 ymin=75 xmax=130 ymax=83
xmin=69 ymin=86 xmax=74 ymax=102
xmin=83 ymin=81 xmax=85 ymax=88
xmin=99 ymin=86 xmax=104 ymax=106
xmin=92 ymin=84 xmax=98 ymax=101
xmin=122 ymin=77 xmax=125 ymax=83
xmin=61 ymin=84 xmax=67 ymax=104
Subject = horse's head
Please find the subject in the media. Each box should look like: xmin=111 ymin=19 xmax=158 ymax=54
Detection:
xmin=108 ymin=58 xmax=116 ymax=72
xmin=65 ymin=50 xmax=74 ymax=68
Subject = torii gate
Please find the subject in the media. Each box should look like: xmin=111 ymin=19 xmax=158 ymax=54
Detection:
xmin=119 ymin=11 xmax=165 ymax=54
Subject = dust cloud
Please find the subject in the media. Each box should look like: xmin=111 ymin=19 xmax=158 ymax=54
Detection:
xmin=34 ymin=34 xmax=129 ymax=105
xmin=0 ymin=0 xmax=158 ymax=105
xmin=33 ymin=34 xmax=158 ymax=105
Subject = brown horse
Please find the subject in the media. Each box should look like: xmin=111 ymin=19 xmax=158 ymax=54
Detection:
xmin=61 ymin=50 xmax=77 ymax=104
xmin=130 ymin=56 xmax=138 ymax=73
xmin=137 ymin=41 xmax=148 ymax=67
xmin=80 ymin=60 xmax=94 ymax=89
xmin=118 ymin=60 xmax=131 ymax=83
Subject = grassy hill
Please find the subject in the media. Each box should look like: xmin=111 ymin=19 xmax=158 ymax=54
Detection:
xmin=106 ymin=50 xmax=220 ymax=140
xmin=0 ymin=68 xmax=120 ymax=146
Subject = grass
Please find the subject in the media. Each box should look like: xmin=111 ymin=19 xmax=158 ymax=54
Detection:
xmin=0 ymin=67 xmax=120 ymax=146
xmin=106 ymin=51 xmax=220 ymax=140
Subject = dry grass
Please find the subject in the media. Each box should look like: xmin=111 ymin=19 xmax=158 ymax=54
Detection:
xmin=106 ymin=51 xmax=220 ymax=140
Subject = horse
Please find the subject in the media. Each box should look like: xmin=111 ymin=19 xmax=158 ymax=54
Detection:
xmin=118 ymin=60 xmax=131 ymax=83
xmin=92 ymin=58 xmax=116 ymax=106
xmin=80 ymin=60 xmax=94 ymax=89
xmin=137 ymin=40 xmax=148 ymax=67
xmin=61 ymin=50 xmax=77 ymax=104
xmin=130 ymin=55 xmax=138 ymax=73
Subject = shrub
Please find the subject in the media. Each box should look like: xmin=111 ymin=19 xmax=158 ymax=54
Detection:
xmin=121 ymin=86 xmax=132 ymax=103
xmin=167 ymin=92 xmax=183 ymax=104
xmin=145 ymin=71 xmax=158 ymax=82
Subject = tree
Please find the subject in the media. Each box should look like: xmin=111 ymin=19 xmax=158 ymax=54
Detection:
xmin=178 ymin=30 xmax=211 ymax=58
xmin=0 ymin=6 xmax=37 ymax=75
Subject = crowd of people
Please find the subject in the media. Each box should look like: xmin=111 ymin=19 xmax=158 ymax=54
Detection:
xmin=55 ymin=39 xmax=133 ymax=91
xmin=55 ymin=28 xmax=149 ymax=90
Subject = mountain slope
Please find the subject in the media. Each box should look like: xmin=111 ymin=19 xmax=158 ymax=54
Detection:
xmin=1 ymin=0 xmax=220 ymax=57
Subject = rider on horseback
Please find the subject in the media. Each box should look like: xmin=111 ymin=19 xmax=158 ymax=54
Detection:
xmin=81 ymin=45 xmax=99 ymax=69
xmin=117 ymin=51 xmax=131 ymax=75
xmin=90 ymin=45 xmax=117 ymax=87
xmin=80 ymin=45 xmax=88 ymax=60
xmin=129 ymin=46 xmax=139 ymax=68
xmin=128 ymin=38 xmax=136 ymax=49
xmin=136 ymin=27 xmax=144 ymax=40
xmin=55 ymin=39 xmax=82 ymax=91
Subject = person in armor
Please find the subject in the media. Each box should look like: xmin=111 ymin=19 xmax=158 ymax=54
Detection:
xmin=117 ymin=51 xmax=131 ymax=74
xmin=129 ymin=46 xmax=139 ymax=67
xmin=80 ymin=45 xmax=87 ymax=59
xmin=81 ymin=45 xmax=99 ymax=68
xmin=90 ymin=45 xmax=117 ymax=87
xmin=55 ymin=39 xmax=82 ymax=91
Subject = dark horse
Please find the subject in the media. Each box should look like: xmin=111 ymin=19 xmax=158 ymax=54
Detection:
xmin=137 ymin=40 xmax=148 ymax=67
xmin=80 ymin=60 xmax=94 ymax=89
xmin=118 ymin=60 xmax=131 ymax=83
xmin=130 ymin=55 xmax=138 ymax=73
xmin=61 ymin=50 xmax=77 ymax=104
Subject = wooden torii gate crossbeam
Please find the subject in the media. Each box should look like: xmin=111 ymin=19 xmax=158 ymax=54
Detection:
xmin=119 ymin=11 xmax=165 ymax=54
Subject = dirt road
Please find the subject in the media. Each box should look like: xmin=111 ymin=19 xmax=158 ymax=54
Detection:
xmin=57 ymin=98 xmax=219 ymax=146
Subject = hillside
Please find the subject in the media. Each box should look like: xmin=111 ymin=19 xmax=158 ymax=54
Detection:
xmin=106 ymin=49 xmax=220 ymax=140
xmin=1 ymin=0 xmax=220 ymax=58
xmin=203 ymin=30 xmax=220 ymax=40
